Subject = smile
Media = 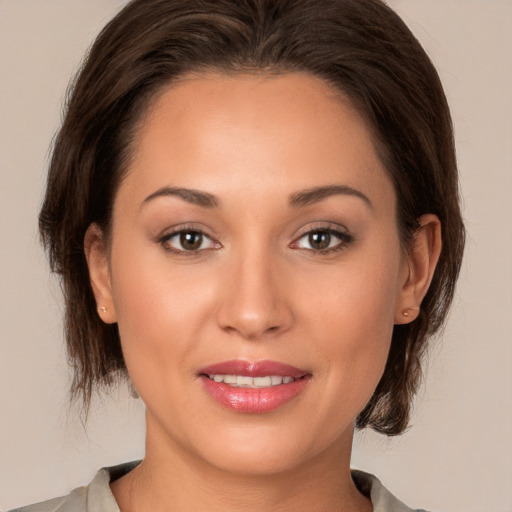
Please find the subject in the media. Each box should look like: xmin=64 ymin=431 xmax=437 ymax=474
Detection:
xmin=199 ymin=360 xmax=311 ymax=413
xmin=206 ymin=375 xmax=296 ymax=387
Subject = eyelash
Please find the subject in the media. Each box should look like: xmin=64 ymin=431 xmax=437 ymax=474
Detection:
xmin=158 ymin=225 xmax=220 ymax=255
xmin=158 ymin=225 xmax=354 ymax=255
xmin=290 ymin=226 xmax=354 ymax=254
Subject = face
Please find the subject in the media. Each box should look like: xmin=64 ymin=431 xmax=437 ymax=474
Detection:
xmin=95 ymin=72 xmax=411 ymax=475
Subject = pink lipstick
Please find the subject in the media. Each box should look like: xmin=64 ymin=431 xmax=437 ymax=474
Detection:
xmin=199 ymin=360 xmax=311 ymax=413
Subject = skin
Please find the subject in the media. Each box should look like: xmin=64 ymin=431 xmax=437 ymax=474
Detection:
xmin=85 ymin=72 xmax=441 ymax=511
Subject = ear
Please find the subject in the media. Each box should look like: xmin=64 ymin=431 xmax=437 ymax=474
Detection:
xmin=394 ymin=214 xmax=442 ymax=324
xmin=84 ymin=223 xmax=117 ymax=324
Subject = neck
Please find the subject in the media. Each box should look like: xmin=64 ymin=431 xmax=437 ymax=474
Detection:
xmin=111 ymin=416 xmax=371 ymax=512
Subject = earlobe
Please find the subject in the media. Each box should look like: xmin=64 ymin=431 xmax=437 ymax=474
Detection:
xmin=84 ymin=223 xmax=117 ymax=324
xmin=394 ymin=214 xmax=442 ymax=325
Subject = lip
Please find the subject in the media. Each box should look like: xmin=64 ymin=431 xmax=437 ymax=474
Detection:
xmin=199 ymin=360 xmax=311 ymax=413
xmin=200 ymin=360 xmax=309 ymax=379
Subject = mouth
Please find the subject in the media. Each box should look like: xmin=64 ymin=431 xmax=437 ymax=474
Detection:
xmin=198 ymin=360 xmax=311 ymax=413
xmin=205 ymin=374 xmax=297 ymax=387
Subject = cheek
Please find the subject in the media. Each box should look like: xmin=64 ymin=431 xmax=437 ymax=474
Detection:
xmin=299 ymin=245 xmax=401 ymax=397
xmin=108 ymin=242 xmax=217 ymax=382
xmin=313 ymin=285 xmax=394 ymax=381
xmin=304 ymin=245 xmax=400 ymax=334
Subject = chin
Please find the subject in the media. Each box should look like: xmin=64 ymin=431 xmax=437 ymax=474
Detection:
xmin=183 ymin=418 xmax=351 ymax=478
xmin=204 ymin=443 xmax=311 ymax=477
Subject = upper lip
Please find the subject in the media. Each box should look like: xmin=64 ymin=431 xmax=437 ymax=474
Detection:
xmin=199 ymin=360 xmax=309 ymax=379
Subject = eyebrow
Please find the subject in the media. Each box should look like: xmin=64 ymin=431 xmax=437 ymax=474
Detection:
xmin=140 ymin=184 xmax=372 ymax=211
xmin=289 ymin=185 xmax=373 ymax=210
xmin=141 ymin=187 xmax=219 ymax=209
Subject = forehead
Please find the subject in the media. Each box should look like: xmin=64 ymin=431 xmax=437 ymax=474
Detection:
xmin=122 ymin=71 xmax=395 ymax=211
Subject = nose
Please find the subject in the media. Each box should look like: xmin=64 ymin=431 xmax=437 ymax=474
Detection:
xmin=215 ymin=252 xmax=293 ymax=340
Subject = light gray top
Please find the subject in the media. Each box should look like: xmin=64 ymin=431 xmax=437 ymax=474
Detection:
xmin=12 ymin=462 xmax=429 ymax=512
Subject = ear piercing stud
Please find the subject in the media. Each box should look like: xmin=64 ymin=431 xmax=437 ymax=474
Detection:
xmin=402 ymin=306 xmax=419 ymax=317
xmin=100 ymin=306 xmax=108 ymax=313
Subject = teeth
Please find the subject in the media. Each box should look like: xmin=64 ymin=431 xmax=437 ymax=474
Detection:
xmin=223 ymin=375 xmax=237 ymax=385
xmin=207 ymin=374 xmax=296 ymax=388
xmin=237 ymin=376 xmax=253 ymax=387
xmin=254 ymin=377 xmax=271 ymax=387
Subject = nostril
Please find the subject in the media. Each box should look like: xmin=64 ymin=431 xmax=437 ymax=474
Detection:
xmin=215 ymin=285 xmax=294 ymax=340
xmin=221 ymin=323 xmax=281 ymax=341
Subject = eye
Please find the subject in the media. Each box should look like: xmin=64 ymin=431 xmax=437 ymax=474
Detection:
xmin=159 ymin=229 xmax=219 ymax=253
xmin=292 ymin=228 xmax=353 ymax=253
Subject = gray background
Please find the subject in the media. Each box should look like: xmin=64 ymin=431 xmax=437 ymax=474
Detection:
xmin=1 ymin=1 xmax=511 ymax=510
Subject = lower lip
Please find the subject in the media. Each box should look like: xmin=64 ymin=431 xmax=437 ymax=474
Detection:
xmin=200 ymin=376 xmax=310 ymax=413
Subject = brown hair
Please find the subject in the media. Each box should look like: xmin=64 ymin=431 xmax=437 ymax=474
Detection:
xmin=39 ymin=0 xmax=465 ymax=435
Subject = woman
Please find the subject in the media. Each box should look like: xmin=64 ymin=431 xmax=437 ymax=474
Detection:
xmin=13 ymin=0 xmax=464 ymax=510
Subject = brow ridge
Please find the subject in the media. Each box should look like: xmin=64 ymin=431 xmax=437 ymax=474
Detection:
xmin=289 ymin=185 xmax=373 ymax=209
xmin=141 ymin=187 xmax=219 ymax=209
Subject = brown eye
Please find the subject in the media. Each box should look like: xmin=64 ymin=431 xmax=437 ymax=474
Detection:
xmin=160 ymin=229 xmax=219 ymax=253
xmin=292 ymin=227 xmax=353 ymax=253
xmin=308 ymin=231 xmax=331 ymax=250
xmin=180 ymin=231 xmax=203 ymax=251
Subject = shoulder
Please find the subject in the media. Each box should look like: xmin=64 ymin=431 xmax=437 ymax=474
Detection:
xmin=8 ymin=486 xmax=87 ymax=512
xmin=12 ymin=463 xmax=429 ymax=512
xmin=9 ymin=461 xmax=140 ymax=512
xmin=351 ymin=469 xmax=432 ymax=512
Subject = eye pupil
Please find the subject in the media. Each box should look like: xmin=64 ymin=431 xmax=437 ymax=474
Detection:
xmin=180 ymin=231 xmax=202 ymax=250
xmin=309 ymin=231 xmax=331 ymax=250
